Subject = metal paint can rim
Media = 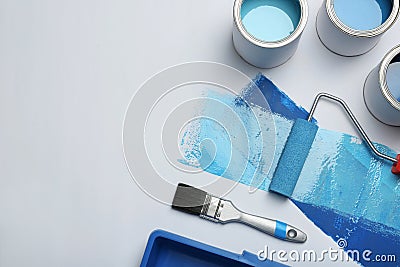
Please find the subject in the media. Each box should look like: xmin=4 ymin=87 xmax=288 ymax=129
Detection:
xmin=379 ymin=44 xmax=400 ymax=111
xmin=325 ymin=0 xmax=400 ymax=38
xmin=233 ymin=0 xmax=309 ymax=48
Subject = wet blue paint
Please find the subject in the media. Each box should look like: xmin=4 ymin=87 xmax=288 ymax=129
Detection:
xmin=178 ymin=74 xmax=400 ymax=266
xmin=179 ymin=90 xmax=276 ymax=189
xmin=179 ymin=75 xmax=312 ymax=189
xmin=242 ymin=73 xmax=316 ymax=122
xmin=292 ymin=130 xmax=400 ymax=230
xmin=240 ymin=0 xmax=301 ymax=42
xmin=333 ymin=0 xmax=392 ymax=30
xmin=386 ymin=59 xmax=400 ymax=102
xmin=293 ymin=201 xmax=400 ymax=267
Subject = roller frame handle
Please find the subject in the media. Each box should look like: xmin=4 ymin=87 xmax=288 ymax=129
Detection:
xmin=392 ymin=154 xmax=400 ymax=175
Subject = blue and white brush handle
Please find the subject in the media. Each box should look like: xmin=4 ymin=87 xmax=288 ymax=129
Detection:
xmin=239 ymin=212 xmax=307 ymax=243
xmin=202 ymin=197 xmax=307 ymax=243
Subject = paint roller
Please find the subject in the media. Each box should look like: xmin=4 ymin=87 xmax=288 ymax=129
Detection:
xmin=269 ymin=93 xmax=400 ymax=198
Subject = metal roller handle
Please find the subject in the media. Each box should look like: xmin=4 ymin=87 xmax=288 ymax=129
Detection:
xmin=307 ymin=93 xmax=397 ymax=163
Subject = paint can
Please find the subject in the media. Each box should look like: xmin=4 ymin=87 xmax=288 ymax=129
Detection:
xmin=316 ymin=0 xmax=399 ymax=56
xmin=232 ymin=0 xmax=308 ymax=68
xmin=364 ymin=45 xmax=400 ymax=126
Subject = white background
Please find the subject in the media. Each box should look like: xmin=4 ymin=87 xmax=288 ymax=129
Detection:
xmin=0 ymin=0 xmax=399 ymax=266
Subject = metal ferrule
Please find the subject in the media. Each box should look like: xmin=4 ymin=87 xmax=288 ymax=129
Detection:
xmin=232 ymin=0 xmax=308 ymax=68
xmin=316 ymin=0 xmax=400 ymax=56
xmin=364 ymin=45 xmax=400 ymax=126
xmin=200 ymin=195 xmax=222 ymax=223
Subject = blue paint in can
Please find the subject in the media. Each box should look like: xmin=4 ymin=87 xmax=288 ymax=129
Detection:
xmin=333 ymin=0 xmax=392 ymax=31
xmin=240 ymin=0 xmax=301 ymax=42
xmin=386 ymin=57 xmax=400 ymax=102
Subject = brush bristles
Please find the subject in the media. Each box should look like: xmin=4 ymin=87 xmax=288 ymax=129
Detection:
xmin=172 ymin=183 xmax=208 ymax=215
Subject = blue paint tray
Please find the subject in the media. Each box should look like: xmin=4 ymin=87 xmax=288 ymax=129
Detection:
xmin=140 ymin=230 xmax=288 ymax=267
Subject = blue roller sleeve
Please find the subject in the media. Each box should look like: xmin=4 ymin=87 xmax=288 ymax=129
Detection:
xmin=269 ymin=119 xmax=319 ymax=197
xmin=274 ymin=221 xmax=287 ymax=239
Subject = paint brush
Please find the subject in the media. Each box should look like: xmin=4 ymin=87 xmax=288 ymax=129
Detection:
xmin=172 ymin=183 xmax=307 ymax=243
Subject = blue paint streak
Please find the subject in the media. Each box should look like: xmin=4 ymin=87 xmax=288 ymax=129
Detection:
xmin=292 ymin=130 xmax=400 ymax=230
xmin=293 ymin=201 xmax=400 ymax=267
xmin=333 ymin=0 xmax=392 ymax=30
xmin=241 ymin=0 xmax=301 ymax=42
xmin=179 ymin=89 xmax=276 ymax=189
xmin=178 ymin=74 xmax=400 ymax=266
xmin=242 ymin=73 xmax=316 ymax=122
xmin=274 ymin=221 xmax=287 ymax=239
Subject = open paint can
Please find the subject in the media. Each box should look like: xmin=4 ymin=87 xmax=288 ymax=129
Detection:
xmin=364 ymin=45 xmax=400 ymax=126
xmin=316 ymin=0 xmax=399 ymax=56
xmin=233 ymin=0 xmax=308 ymax=68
